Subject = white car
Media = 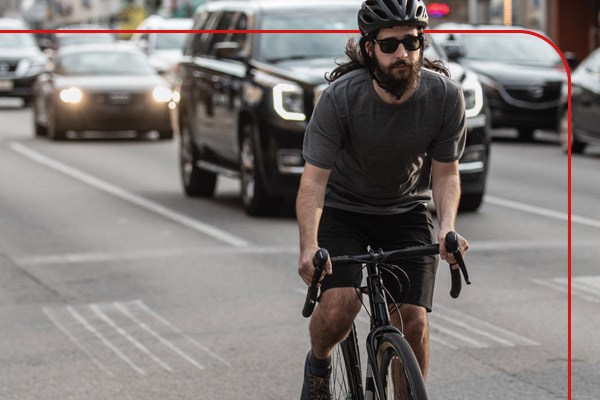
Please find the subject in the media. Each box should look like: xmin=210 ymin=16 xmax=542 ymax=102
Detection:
xmin=130 ymin=16 xmax=192 ymax=80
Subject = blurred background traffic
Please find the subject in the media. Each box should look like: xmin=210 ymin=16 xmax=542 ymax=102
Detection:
xmin=0 ymin=1 xmax=597 ymax=398
xmin=1 ymin=0 xmax=599 ymax=214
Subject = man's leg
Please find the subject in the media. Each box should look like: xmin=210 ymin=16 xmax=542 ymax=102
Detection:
xmin=310 ymin=287 xmax=362 ymax=358
xmin=301 ymin=287 xmax=362 ymax=400
xmin=390 ymin=303 xmax=430 ymax=379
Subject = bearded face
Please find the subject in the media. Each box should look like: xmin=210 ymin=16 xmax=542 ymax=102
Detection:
xmin=365 ymin=26 xmax=425 ymax=99
xmin=372 ymin=50 xmax=424 ymax=99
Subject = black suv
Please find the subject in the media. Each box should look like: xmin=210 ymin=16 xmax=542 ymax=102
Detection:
xmin=175 ymin=0 xmax=490 ymax=215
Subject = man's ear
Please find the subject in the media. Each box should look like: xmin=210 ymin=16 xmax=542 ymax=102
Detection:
xmin=365 ymin=40 xmax=374 ymax=58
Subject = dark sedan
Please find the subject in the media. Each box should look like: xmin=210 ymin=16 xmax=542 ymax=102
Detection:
xmin=0 ymin=18 xmax=47 ymax=106
xmin=433 ymin=23 xmax=567 ymax=141
xmin=32 ymin=44 xmax=175 ymax=140
xmin=560 ymin=47 xmax=600 ymax=154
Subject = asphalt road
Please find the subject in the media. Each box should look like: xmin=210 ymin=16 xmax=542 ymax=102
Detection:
xmin=0 ymin=98 xmax=597 ymax=399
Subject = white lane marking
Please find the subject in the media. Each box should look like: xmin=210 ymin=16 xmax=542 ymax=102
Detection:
xmin=430 ymin=323 xmax=488 ymax=348
xmin=114 ymin=302 xmax=206 ymax=370
xmin=9 ymin=142 xmax=249 ymax=247
xmin=43 ymin=307 xmax=114 ymax=377
xmin=16 ymin=238 xmax=596 ymax=268
xmin=132 ymin=300 xmax=231 ymax=367
xmin=90 ymin=304 xmax=172 ymax=372
xmin=486 ymin=195 xmax=600 ymax=229
xmin=435 ymin=305 xmax=540 ymax=346
xmin=533 ymin=277 xmax=600 ymax=304
xmin=429 ymin=334 xmax=459 ymax=350
xmin=67 ymin=305 xmax=145 ymax=375
xmin=431 ymin=313 xmax=515 ymax=347
xmin=15 ymin=246 xmax=299 ymax=267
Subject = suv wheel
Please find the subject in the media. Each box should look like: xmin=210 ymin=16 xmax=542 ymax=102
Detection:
xmin=179 ymin=112 xmax=217 ymax=196
xmin=240 ymin=125 xmax=277 ymax=216
xmin=517 ymin=127 xmax=535 ymax=142
xmin=459 ymin=192 xmax=484 ymax=212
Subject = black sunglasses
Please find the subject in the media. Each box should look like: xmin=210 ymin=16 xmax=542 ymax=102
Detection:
xmin=373 ymin=34 xmax=423 ymax=53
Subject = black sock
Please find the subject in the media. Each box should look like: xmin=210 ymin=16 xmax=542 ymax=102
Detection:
xmin=309 ymin=351 xmax=331 ymax=370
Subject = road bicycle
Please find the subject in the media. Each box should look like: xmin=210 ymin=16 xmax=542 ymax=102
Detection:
xmin=302 ymin=231 xmax=470 ymax=400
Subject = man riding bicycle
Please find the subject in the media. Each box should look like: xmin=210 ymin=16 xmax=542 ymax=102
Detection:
xmin=297 ymin=0 xmax=470 ymax=398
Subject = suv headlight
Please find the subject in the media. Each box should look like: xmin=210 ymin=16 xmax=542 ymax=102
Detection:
xmin=462 ymin=72 xmax=484 ymax=118
xmin=273 ymin=83 xmax=305 ymax=121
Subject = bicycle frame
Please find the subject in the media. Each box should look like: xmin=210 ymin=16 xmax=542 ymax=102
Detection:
xmin=363 ymin=256 xmax=413 ymax=399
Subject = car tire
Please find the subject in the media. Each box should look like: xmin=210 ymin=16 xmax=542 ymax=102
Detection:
xmin=517 ymin=127 xmax=535 ymax=142
xmin=179 ymin=111 xmax=216 ymax=197
xmin=559 ymin=110 xmax=586 ymax=154
xmin=32 ymin=102 xmax=47 ymax=137
xmin=158 ymin=129 xmax=174 ymax=140
xmin=47 ymin=103 xmax=67 ymax=141
xmin=240 ymin=124 xmax=278 ymax=216
xmin=459 ymin=192 xmax=484 ymax=212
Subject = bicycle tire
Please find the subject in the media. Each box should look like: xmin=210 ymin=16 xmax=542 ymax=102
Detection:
xmin=376 ymin=332 xmax=428 ymax=400
xmin=330 ymin=324 xmax=364 ymax=400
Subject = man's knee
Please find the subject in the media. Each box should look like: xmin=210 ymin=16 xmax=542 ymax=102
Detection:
xmin=316 ymin=287 xmax=362 ymax=327
xmin=397 ymin=305 xmax=429 ymax=338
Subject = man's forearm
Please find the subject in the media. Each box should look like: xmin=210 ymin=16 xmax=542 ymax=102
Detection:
xmin=296 ymin=178 xmax=327 ymax=251
xmin=432 ymin=173 xmax=461 ymax=232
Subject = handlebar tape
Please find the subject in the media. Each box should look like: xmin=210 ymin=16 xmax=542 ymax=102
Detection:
xmin=445 ymin=231 xmax=471 ymax=298
xmin=302 ymin=248 xmax=329 ymax=318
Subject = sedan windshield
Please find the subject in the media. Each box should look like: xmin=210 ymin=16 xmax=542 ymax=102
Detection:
xmin=0 ymin=33 xmax=38 ymax=48
xmin=58 ymin=51 xmax=156 ymax=76
xmin=258 ymin=12 xmax=357 ymax=63
xmin=58 ymin=34 xmax=115 ymax=47
xmin=155 ymin=33 xmax=188 ymax=50
xmin=458 ymin=33 xmax=561 ymax=66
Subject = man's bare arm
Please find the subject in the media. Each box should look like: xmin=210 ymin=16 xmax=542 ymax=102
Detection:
xmin=296 ymin=162 xmax=331 ymax=285
xmin=431 ymin=159 xmax=469 ymax=263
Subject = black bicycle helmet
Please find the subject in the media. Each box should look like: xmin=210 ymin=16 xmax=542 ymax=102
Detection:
xmin=358 ymin=0 xmax=429 ymax=36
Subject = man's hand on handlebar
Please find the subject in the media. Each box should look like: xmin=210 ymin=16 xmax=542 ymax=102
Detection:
xmin=298 ymin=245 xmax=332 ymax=286
xmin=438 ymin=229 xmax=469 ymax=269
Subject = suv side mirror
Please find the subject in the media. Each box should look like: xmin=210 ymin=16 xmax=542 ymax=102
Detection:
xmin=214 ymin=42 xmax=241 ymax=60
xmin=443 ymin=43 xmax=465 ymax=61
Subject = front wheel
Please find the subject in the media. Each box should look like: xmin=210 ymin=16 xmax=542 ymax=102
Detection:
xmin=239 ymin=124 xmax=278 ymax=216
xmin=179 ymin=111 xmax=216 ymax=196
xmin=376 ymin=332 xmax=428 ymax=400
xmin=330 ymin=324 xmax=364 ymax=400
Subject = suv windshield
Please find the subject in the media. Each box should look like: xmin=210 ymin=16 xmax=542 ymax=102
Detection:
xmin=258 ymin=12 xmax=356 ymax=63
xmin=58 ymin=51 xmax=155 ymax=76
xmin=458 ymin=33 xmax=561 ymax=66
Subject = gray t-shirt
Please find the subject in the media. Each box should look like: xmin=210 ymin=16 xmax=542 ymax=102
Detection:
xmin=303 ymin=68 xmax=466 ymax=215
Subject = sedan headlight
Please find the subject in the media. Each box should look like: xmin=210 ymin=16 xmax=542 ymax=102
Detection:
xmin=59 ymin=87 xmax=82 ymax=104
xmin=462 ymin=71 xmax=484 ymax=118
xmin=273 ymin=83 xmax=306 ymax=121
xmin=15 ymin=55 xmax=47 ymax=78
xmin=152 ymin=86 xmax=173 ymax=103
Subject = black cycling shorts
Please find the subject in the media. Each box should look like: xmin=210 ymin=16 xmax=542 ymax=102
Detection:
xmin=317 ymin=204 xmax=438 ymax=312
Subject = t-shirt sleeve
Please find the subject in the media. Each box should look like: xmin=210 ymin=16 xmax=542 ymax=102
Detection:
xmin=303 ymin=89 xmax=344 ymax=169
xmin=428 ymin=84 xmax=467 ymax=162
